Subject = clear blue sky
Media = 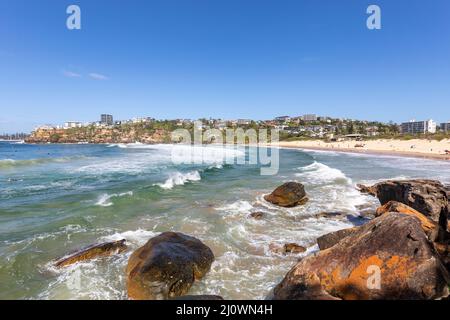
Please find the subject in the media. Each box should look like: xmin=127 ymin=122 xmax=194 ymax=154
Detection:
xmin=1 ymin=0 xmax=450 ymax=133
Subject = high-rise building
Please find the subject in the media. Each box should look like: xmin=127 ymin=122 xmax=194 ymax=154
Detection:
xmin=401 ymin=119 xmax=436 ymax=134
xmin=274 ymin=116 xmax=291 ymax=123
xmin=441 ymin=122 xmax=450 ymax=132
xmin=101 ymin=114 xmax=113 ymax=125
xmin=303 ymin=114 xmax=317 ymax=121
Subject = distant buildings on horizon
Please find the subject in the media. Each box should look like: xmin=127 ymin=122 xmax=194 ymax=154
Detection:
xmin=31 ymin=113 xmax=450 ymax=136
xmin=400 ymin=119 xmax=450 ymax=134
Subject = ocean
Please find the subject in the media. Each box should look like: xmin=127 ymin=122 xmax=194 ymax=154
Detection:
xmin=1 ymin=141 xmax=450 ymax=299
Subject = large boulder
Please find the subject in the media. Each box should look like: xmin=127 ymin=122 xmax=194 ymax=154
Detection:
xmin=272 ymin=213 xmax=450 ymax=300
xmin=264 ymin=182 xmax=308 ymax=207
xmin=360 ymin=179 xmax=449 ymax=223
xmin=126 ymin=232 xmax=214 ymax=300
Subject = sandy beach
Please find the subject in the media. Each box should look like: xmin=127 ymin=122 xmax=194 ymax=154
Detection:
xmin=274 ymin=139 xmax=450 ymax=161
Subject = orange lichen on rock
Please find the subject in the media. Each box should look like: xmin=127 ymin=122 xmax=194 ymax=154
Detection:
xmin=376 ymin=201 xmax=437 ymax=236
xmin=272 ymin=213 xmax=450 ymax=300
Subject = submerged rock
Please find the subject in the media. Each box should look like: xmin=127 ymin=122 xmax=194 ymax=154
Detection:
xmin=272 ymin=213 xmax=450 ymax=300
xmin=314 ymin=211 xmax=347 ymax=219
xmin=126 ymin=232 xmax=214 ymax=300
xmin=55 ymin=239 xmax=127 ymax=268
xmin=284 ymin=243 xmax=307 ymax=254
xmin=249 ymin=212 xmax=265 ymax=220
xmin=269 ymin=243 xmax=306 ymax=255
xmin=264 ymin=182 xmax=308 ymax=208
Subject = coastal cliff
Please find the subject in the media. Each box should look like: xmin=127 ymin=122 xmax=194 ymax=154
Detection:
xmin=25 ymin=125 xmax=171 ymax=144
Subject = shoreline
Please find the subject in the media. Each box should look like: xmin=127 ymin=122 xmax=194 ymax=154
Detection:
xmin=273 ymin=140 xmax=450 ymax=161
xmin=279 ymin=144 xmax=450 ymax=161
xmin=10 ymin=140 xmax=450 ymax=162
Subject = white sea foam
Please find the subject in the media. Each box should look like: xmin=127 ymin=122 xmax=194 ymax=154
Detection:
xmin=215 ymin=200 xmax=254 ymax=215
xmin=102 ymin=229 xmax=157 ymax=246
xmin=296 ymin=161 xmax=351 ymax=185
xmin=95 ymin=191 xmax=133 ymax=207
xmin=76 ymin=144 xmax=242 ymax=176
xmin=156 ymin=171 xmax=201 ymax=190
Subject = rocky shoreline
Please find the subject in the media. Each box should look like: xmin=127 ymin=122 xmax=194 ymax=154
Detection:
xmin=25 ymin=126 xmax=170 ymax=144
xmin=53 ymin=179 xmax=450 ymax=300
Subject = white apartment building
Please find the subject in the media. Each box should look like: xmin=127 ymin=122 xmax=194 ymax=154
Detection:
xmin=401 ymin=119 xmax=436 ymax=134
xmin=440 ymin=121 xmax=450 ymax=132
xmin=64 ymin=121 xmax=82 ymax=129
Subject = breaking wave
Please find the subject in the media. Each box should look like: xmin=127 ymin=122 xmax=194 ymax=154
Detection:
xmin=95 ymin=191 xmax=134 ymax=207
xmin=156 ymin=171 xmax=202 ymax=190
xmin=296 ymin=161 xmax=352 ymax=185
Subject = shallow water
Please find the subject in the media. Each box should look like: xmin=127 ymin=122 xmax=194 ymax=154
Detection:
xmin=1 ymin=141 xmax=449 ymax=299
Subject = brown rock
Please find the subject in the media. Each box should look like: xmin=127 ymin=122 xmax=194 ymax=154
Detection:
xmin=269 ymin=243 xmax=306 ymax=255
xmin=284 ymin=243 xmax=307 ymax=254
xmin=272 ymin=213 xmax=450 ymax=300
xmin=356 ymin=184 xmax=377 ymax=196
xmin=368 ymin=180 xmax=449 ymax=222
xmin=55 ymin=239 xmax=127 ymax=268
xmin=434 ymin=243 xmax=450 ymax=273
xmin=171 ymin=295 xmax=224 ymax=300
xmin=126 ymin=232 xmax=214 ymax=300
xmin=249 ymin=212 xmax=265 ymax=220
xmin=264 ymin=182 xmax=308 ymax=208
xmin=376 ymin=201 xmax=438 ymax=239
xmin=316 ymin=227 xmax=358 ymax=250
xmin=268 ymin=273 xmax=341 ymax=300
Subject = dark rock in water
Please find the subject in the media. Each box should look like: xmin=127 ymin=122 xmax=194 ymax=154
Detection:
xmin=272 ymin=213 xmax=450 ymax=300
xmin=126 ymin=232 xmax=214 ymax=300
xmin=55 ymin=240 xmax=127 ymax=268
xmin=249 ymin=212 xmax=265 ymax=220
xmin=316 ymin=228 xmax=358 ymax=250
xmin=269 ymin=243 xmax=306 ymax=255
xmin=55 ymin=239 xmax=127 ymax=268
xmin=361 ymin=179 xmax=449 ymax=223
xmin=315 ymin=211 xmax=346 ymax=219
xmin=171 ymin=295 xmax=224 ymax=300
xmin=315 ymin=211 xmax=370 ymax=226
xmin=264 ymin=182 xmax=308 ymax=208
xmin=284 ymin=243 xmax=307 ymax=254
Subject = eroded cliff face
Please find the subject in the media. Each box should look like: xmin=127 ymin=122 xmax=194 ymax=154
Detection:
xmin=25 ymin=127 xmax=170 ymax=144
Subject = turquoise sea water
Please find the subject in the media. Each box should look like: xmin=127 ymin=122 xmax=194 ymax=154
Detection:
xmin=1 ymin=141 xmax=449 ymax=299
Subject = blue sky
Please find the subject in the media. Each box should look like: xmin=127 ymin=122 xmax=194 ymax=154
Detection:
xmin=1 ymin=0 xmax=450 ymax=133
